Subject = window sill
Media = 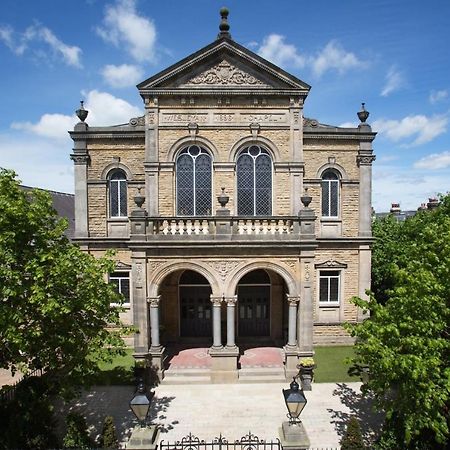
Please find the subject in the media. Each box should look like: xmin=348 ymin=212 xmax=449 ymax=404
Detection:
xmin=320 ymin=217 xmax=341 ymax=222
xmin=319 ymin=303 xmax=340 ymax=308
xmin=107 ymin=217 xmax=129 ymax=222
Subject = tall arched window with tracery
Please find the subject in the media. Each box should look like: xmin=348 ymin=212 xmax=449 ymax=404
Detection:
xmin=109 ymin=169 xmax=127 ymax=217
xmin=321 ymin=169 xmax=340 ymax=217
xmin=176 ymin=145 xmax=212 ymax=216
xmin=237 ymin=145 xmax=272 ymax=215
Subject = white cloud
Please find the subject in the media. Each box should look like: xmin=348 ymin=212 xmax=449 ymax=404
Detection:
xmin=338 ymin=121 xmax=359 ymax=128
xmin=373 ymin=164 xmax=449 ymax=211
xmin=311 ymin=40 xmax=366 ymax=77
xmin=0 ymin=23 xmax=82 ymax=67
xmin=381 ymin=66 xmax=405 ymax=97
xmin=0 ymin=133 xmax=74 ymax=193
xmin=414 ymin=151 xmax=450 ymax=170
xmin=101 ymin=63 xmax=144 ymax=88
xmin=429 ymin=89 xmax=448 ymax=104
xmin=96 ymin=0 xmax=157 ymax=63
xmin=11 ymin=114 xmax=76 ymax=140
xmin=257 ymin=36 xmax=366 ymax=76
xmin=11 ymin=90 xmax=142 ymax=141
xmin=373 ymin=114 xmax=448 ymax=146
xmin=258 ymin=34 xmax=306 ymax=68
xmin=83 ymin=90 xmax=141 ymax=126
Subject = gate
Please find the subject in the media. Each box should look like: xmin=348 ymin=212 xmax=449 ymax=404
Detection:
xmin=160 ymin=432 xmax=281 ymax=450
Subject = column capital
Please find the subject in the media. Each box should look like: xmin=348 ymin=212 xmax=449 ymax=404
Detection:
xmin=286 ymin=295 xmax=301 ymax=305
xmin=356 ymin=154 xmax=376 ymax=166
xmin=147 ymin=295 xmax=161 ymax=307
xmin=70 ymin=153 xmax=90 ymax=165
xmin=210 ymin=296 xmax=223 ymax=306
xmin=224 ymin=295 xmax=237 ymax=306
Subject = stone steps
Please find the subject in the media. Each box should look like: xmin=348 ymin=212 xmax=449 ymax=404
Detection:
xmin=161 ymin=368 xmax=211 ymax=385
xmin=238 ymin=366 xmax=286 ymax=383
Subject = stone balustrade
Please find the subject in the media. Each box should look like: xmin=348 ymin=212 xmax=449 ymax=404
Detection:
xmin=129 ymin=211 xmax=317 ymax=241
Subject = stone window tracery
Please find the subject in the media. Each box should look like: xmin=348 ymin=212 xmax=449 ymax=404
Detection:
xmin=237 ymin=145 xmax=272 ymax=216
xmin=176 ymin=145 xmax=212 ymax=216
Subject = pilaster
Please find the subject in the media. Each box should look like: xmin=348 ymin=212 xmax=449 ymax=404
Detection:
xmin=144 ymin=98 xmax=159 ymax=216
xmin=132 ymin=251 xmax=149 ymax=354
xmin=70 ymin=121 xmax=90 ymax=238
xmin=357 ymin=140 xmax=376 ymax=237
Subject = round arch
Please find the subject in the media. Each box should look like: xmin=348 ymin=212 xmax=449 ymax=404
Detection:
xmin=101 ymin=162 xmax=133 ymax=181
xmin=147 ymin=261 xmax=221 ymax=297
xmin=229 ymin=135 xmax=281 ymax=163
xmin=316 ymin=162 xmax=348 ymax=180
xmin=224 ymin=261 xmax=298 ymax=298
xmin=166 ymin=135 xmax=219 ymax=162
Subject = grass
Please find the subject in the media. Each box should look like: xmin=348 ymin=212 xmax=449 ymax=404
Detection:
xmin=313 ymin=345 xmax=357 ymax=383
xmin=90 ymin=348 xmax=135 ymax=385
xmin=90 ymin=345 xmax=357 ymax=384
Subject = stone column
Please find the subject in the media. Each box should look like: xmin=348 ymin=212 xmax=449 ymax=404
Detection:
xmin=357 ymin=141 xmax=376 ymax=238
xmin=147 ymin=295 xmax=161 ymax=350
xmin=284 ymin=294 xmax=301 ymax=379
xmin=287 ymin=296 xmax=300 ymax=347
xmin=225 ymin=296 xmax=237 ymax=348
xmin=144 ymin=100 xmax=159 ymax=216
xmin=131 ymin=251 xmax=148 ymax=354
xmin=70 ymin=121 xmax=89 ymax=238
xmin=298 ymin=260 xmax=314 ymax=355
xmin=210 ymin=296 xmax=223 ymax=349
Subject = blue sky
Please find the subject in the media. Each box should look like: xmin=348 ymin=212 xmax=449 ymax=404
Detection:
xmin=0 ymin=0 xmax=449 ymax=211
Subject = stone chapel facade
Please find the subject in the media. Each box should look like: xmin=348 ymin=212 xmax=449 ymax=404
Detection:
xmin=70 ymin=10 xmax=376 ymax=382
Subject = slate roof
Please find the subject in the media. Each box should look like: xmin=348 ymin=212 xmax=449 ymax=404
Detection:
xmin=21 ymin=186 xmax=75 ymax=239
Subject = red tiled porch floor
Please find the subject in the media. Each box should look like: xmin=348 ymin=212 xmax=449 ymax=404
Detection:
xmin=166 ymin=346 xmax=284 ymax=370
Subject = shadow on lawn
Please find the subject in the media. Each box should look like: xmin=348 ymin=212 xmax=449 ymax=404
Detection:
xmin=327 ymin=383 xmax=384 ymax=447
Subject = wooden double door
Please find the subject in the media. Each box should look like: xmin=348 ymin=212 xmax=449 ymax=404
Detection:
xmin=238 ymin=285 xmax=270 ymax=337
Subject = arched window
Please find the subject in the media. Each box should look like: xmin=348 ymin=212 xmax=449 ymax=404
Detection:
xmin=237 ymin=145 xmax=272 ymax=215
xmin=176 ymin=145 xmax=212 ymax=216
xmin=109 ymin=170 xmax=127 ymax=217
xmin=321 ymin=169 xmax=340 ymax=217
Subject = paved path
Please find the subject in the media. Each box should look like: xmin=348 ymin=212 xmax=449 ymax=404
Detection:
xmin=59 ymin=382 xmax=383 ymax=449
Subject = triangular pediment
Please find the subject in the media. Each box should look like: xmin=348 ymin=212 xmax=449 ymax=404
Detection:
xmin=181 ymin=59 xmax=270 ymax=88
xmin=137 ymin=38 xmax=310 ymax=95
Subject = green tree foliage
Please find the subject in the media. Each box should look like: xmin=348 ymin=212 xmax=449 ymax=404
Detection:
xmin=63 ymin=412 xmax=94 ymax=449
xmin=0 ymin=169 xmax=127 ymax=393
xmin=341 ymin=416 xmax=365 ymax=450
xmin=99 ymin=415 xmax=119 ymax=449
xmin=348 ymin=195 xmax=450 ymax=448
xmin=0 ymin=377 xmax=59 ymax=450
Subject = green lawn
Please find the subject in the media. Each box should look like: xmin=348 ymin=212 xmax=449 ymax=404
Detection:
xmin=91 ymin=345 xmax=357 ymax=384
xmin=90 ymin=348 xmax=135 ymax=385
xmin=313 ymin=345 xmax=357 ymax=383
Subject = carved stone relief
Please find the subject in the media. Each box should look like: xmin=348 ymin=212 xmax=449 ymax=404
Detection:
xmin=129 ymin=116 xmax=145 ymax=126
xmin=184 ymin=60 xmax=269 ymax=87
xmin=281 ymin=259 xmax=297 ymax=270
xmin=208 ymin=260 xmax=240 ymax=281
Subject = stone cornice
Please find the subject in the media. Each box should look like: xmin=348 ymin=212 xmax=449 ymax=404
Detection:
xmin=304 ymin=131 xmax=376 ymax=141
xmin=69 ymin=130 xmax=144 ymax=140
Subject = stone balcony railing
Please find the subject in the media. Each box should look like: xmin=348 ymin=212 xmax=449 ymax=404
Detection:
xmin=129 ymin=211 xmax=317 ymax=242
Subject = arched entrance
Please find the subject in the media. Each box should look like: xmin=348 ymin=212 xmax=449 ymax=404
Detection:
xmin=237 ymin=269 xmax=271 ymax=337
xmin=179 ymin=270 xmax=212 ymax=337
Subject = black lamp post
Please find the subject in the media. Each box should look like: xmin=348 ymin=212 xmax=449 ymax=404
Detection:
xmin=282 ymin=377 xmax=307 ymax=425
xmin=129 ymin=380 xmax=154 ymax=427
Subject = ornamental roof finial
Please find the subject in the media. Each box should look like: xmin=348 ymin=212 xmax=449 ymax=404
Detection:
xmin=357 ymin=102 xmax=369 ymax=123
xmin=217 ymin=7 xmax=231 ymax=39
xmin=76 ymin=100 xmax=88 ymax=123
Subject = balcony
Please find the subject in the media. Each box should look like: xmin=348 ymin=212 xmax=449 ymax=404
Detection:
xmin=129 ymin=211 xmax=316 ymax=244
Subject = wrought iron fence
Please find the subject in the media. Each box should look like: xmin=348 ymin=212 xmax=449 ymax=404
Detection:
xmin=160 ymin=432 xmax=281 ymax=450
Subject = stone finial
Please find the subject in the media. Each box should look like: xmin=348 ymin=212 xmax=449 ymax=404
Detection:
xmin=217 ymin=7 xmax=231 ymax=39
xmin=76 ymin=100 xmax=89 ymax=122
xmin=218 ymin=187 xmax=229 ymax=208
xmin=357 ymin=102 xmax=369 ymax=123
xmin=301 ymin=187 xmax=312 ymax=208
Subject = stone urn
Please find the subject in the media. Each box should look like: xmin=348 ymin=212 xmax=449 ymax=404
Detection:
xmin=297 ymin=358 xmax=316 ymax=391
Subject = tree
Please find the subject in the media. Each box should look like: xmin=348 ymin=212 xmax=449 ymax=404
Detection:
xmin=348 ymin=195 xmax=450 ymax=448
xmin=99 ymin=415 xmax=119 ymax=449
xmin=0 ymin=169 xmax=127 ymax=393
xmin=63 ymin=412 xmax=94 ymax=449
xmin=341 ymin=416 xmax=365 ymax=450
